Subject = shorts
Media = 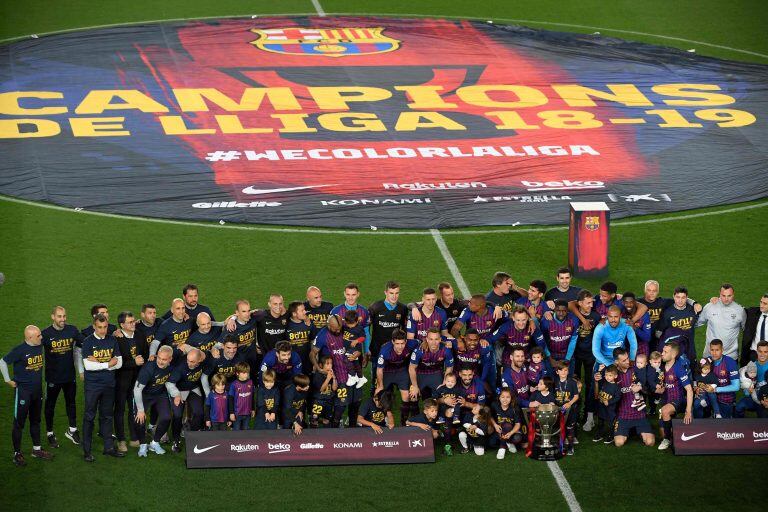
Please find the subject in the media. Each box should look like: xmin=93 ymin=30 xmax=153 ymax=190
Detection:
xmin=382 ymin=369 xmax=410 ymax=391
xmin=615 ymin=417 xmax=652 ymax=437
xmin=417 ymin=373 xmax=442 ymax=398
xmin=334 ymin=385 xmax=351 ymax=407
xmin=664 ymin=397 xmax=686 ymax=414
xmin=311 ymin=400 xmax=334 ymax=421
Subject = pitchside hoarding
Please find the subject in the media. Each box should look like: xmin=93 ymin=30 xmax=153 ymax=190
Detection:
xmin=1 ymin=17 xmax=767 ymax=228
xmin=185 ymin=427 xmax=435 ymax=468
xmin=673 ymin=418 xmax=768 ymax=455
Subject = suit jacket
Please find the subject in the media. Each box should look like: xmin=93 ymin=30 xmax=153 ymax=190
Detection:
xmin=741 ymin=307 xmax=765 ymax=366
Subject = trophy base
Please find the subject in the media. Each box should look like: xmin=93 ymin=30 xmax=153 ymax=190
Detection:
xmin=531 ymin=445 xmax=563 ymax=461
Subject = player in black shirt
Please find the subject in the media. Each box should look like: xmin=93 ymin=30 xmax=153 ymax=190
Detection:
xmin=368 ymin=280 xmax=408 ymax=382
xmin=255 ymin=295 xmax=289 ymax=353
xmin=134 ymin=304 xmax=161 ymax=358
xmin=485 ymin=272 xmax=526 ymax=312
xmin=161 ymin=283 xmax=215 ymax=327
xmin=286 ymin=302 xmax=315 ymax=374
xmin=304 ymin=286 xmax=334 ymax=330
xmin=113 ymin=312 xmax=145 ymax=452
xmin=436 ymin=282 xmax=468 ymax=333
xmin=570 ymin=290 xmax=602 ymax=432
xmin=1 ymin=325 xmax=53 ymax=466
xmin=41 ymin=306 xmax=82 ymax=447
xmin=544 ymin=267 xmax=583 ymax=304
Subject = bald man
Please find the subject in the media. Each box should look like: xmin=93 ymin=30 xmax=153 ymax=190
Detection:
xmin=149 ymin=298 xmax=194 ymax=361
xmin=1 ymin=325 xmax=54 ymax=466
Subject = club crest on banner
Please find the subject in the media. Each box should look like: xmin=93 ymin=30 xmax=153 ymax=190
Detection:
xmin=584 ymin=216 xmax=600 ymax=231
xmin=250 ymin=27 xmax=400 ymax=57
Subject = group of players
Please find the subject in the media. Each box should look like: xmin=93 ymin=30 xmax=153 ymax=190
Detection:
xmin=3 ymin=270 xmax=768 ymax=465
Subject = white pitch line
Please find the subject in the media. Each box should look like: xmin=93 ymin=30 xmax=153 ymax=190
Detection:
xmin=430 ymin=227 xmax=583 ymax=512
xmin=1 ymin=194 xmax=766 ymax=235
xmin=311 ymin=0 xmax=326 ymax=17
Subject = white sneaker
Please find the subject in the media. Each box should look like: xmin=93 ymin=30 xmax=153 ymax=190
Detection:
xmin=658 ymin=439 xmax=671 ymax=451
xmin=355 ymin=376 xmax=368 ymax=389
xmin=137 ymin=444 xmax=148 ymax=457
xmin=462 ymin=423 xmax=472 ymax=430
xmin=473 ymin=445 xmax=485 ymax=456
xmin=149 ymin=441 xmax=166 ymax=455
xmin=496 ymin=448 xmax=506 ymax=460
xmin=346 ymin=375 xmax=358 ymax=387
xmin=699 ymin=399 xmax=707 ymax=408
xmin=458 ymin=431 xmax=469 ymax=449
xmin=507 ymin=444 xmax=517 ymax=454
xmin=473 ymin=428 xmax=485 ymax=436
xmin=714 ymin=414 xmax=722 ymax=419
xmin=582 ymin=414 xmax=595 ymax=432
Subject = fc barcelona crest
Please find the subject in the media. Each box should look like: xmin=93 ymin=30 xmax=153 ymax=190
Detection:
xmin=584 ymin=216 xmax=600 ymax=231
xmin=251 ymin=27 xmax=400 ymax=57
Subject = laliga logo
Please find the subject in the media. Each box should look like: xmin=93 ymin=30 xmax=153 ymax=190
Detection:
xmin=268 ymin=442 xmax=291 ymax=454
xmin=716 ymin=432 xmax=745 ymax=441
xmin=230 ymin=443 xmax=260 ymax=453
xmin=300 ymin=443 xmax=324 ymax=449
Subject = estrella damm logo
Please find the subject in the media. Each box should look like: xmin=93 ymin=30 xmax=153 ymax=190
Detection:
xmin=250 ymin=27 xmax=400 ymax=57
xmin=585 ymin=216 xmax=600 ymax=231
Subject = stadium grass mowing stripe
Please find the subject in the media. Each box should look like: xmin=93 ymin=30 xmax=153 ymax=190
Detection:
xmin=431 ymin=229 xmax=584 ymax=512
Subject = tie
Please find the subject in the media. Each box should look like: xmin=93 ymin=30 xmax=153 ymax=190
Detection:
xmin=761 ymin=314 xmax=767 ymax=341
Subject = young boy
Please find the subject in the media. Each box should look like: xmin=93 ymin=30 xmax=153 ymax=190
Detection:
xmin=696 ymin=360 xmax=723 ymax=419
xmin=282 ymin=374 xmax=311 ymax=434
xmin=256 ymin=369 xmax=280 ymax=430
xmin=357 ymin=390 xmax=394 ymax=433
xmin=310 ymin=356 xmax=337 ymax=428
xmin=647 ymin=351 xmax=664 ymax=414
xmin=228 ymin=362 xmax=255 ymax=430
xmin=594 ymin=365 xmax=620 ymax=444
xmin=631 ymin=353 xmax=649 ymax=411
xmin=342 ymin=310 xmax=368 ymax=389
xmin=553 ymin=360 xmax=580 ymax=455
xmin=529 ymin=376 xmax=556 ymax=407
xmin=434 ymin=372 xmax=462 ymax=424
xmin=204 ymin=374 xmax=230 ymax=431
xmin=527 ymin=347 xmax=546 ymax=393
xmin=406 ymin=398 xmax=440 ymax=440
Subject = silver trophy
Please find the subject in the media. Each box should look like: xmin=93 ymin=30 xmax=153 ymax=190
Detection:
xmin=533 ymin=403 xmax=562 ymax=460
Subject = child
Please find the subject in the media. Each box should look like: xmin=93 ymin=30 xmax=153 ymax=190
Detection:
xmin=406 ymin=398 xmax=440 ymax=440
xmin=553 ymin=360 xmax=580 ymax=455
xmin=204 ymin=374 xmax=231 ymax=431
xmin=594 ymin=365 xmax=621 ymax=444
xmin=647 ymin=351 xmax=664 ymax=413
xmin=490 ymin=388 xmax=523 ymax=459
xmin=434 ymin=372 xmax=462 ymax=424
xmin=282 ymin=374 xmax=311 ymax=434
xmin=310 ymin=356 xmax=337 ymax=428
xmin=256 ymin=369 xmax=280 ymax=430
xmin=631 ymin=354 xmax=648 ymax=411
xmin=696 ymin=360 xmax=723 ymax=419
xmin=458 ymin=404 xmax=493 ymax=456
xmin=358 ymin=390 xmax=394 ymax=433
xmin=527 ymin=347 xmax=546 ymax=393
xmin=342 ymin=310 xmax=368 ymax=388
xmin=529 ymin=376 xmax=555 ymax=407
xmin=228 ymin=362 xmax=255 ymax=430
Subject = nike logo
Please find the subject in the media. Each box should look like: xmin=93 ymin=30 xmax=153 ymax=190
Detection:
xmin=242 ymin=185 xmax=334 ymax=195
xmin=680 ymin=432 xmax=705 ymax=441
xmin=193 ymin=444 xmax=219 ymax=454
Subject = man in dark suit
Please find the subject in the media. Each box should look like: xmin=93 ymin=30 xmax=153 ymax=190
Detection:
xmin=740 ymin=294 xmax=768 ymax=366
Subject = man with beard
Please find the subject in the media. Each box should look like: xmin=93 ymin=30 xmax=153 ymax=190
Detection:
xmin=162 ymin=284 xmax=215 ymax=326
xmin=166 ymin=348 xmax=205 ymax=452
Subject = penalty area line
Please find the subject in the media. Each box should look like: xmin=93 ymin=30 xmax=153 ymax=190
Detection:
xmin=430 ymin=228 xmax=583 ymax=512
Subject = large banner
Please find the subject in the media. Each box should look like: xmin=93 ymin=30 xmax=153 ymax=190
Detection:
xmin=673 ymin=418 xmax=768 ymax=455
xmin=184 ymin=427 xmax=435 ymax=468
xmin=1 ymin=17 xmax=767 ymax=228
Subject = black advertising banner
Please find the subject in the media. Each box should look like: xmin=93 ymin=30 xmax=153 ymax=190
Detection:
xmin=673 ymin=418 xmax=768 ymax=455
xmin=184 ymin=427 xmax=435 ymax=468
xmin=1 ymin=17 xmax=767 ymax=228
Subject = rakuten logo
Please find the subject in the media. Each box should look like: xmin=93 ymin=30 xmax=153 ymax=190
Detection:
xmin=521 ymin=180 xmax=604 ymax=192
xmin=230 ymin=443 xmax=259 ymax=453
xmin=716 ymin=432 xmax=745 ymax=441
xmin=383 ymin=182 xmax=486 ymax=191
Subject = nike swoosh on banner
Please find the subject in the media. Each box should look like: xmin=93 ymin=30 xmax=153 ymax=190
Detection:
xmin=680 ymin=432 xmax=706 ymax=441
xmin=193 ymin=444 xmax=219 ymax=454
xmin=242 ymin=185 xmax=335 ymax=195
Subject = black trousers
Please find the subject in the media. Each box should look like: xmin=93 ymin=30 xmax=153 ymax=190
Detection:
xmin=170 ymin=392 xmax=204 ymax=441
xmin=82 ymin=385 xmax=115 ymax=454
xmin=134 ymin=394 xmax=171 ymax=443
xmin=44 ymin=381 xmax=77 ymax=432
xmin=13 ymin=385 xmax=43 ymax=452
xmin=572 ymin=353 xmax=596 ymax=416
xmin=113 ymin=374 xmax=137 ymax=441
